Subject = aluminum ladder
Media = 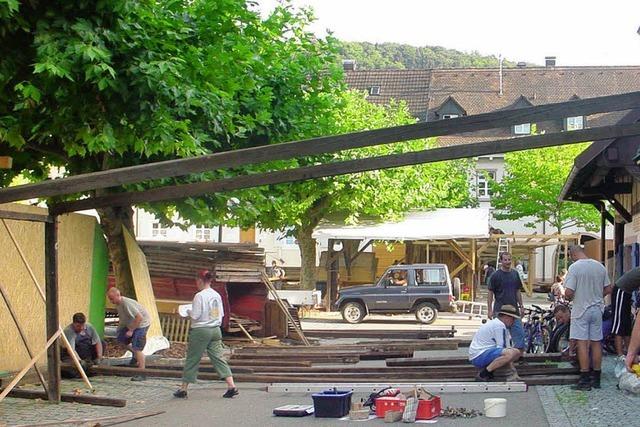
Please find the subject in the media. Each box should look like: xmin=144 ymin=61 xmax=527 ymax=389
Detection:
xmin=496 ymin=237 xmax=509 ymax=266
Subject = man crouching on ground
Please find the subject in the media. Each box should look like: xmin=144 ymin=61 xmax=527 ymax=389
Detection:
xmin=469 ymin=304 xmax=521 ymax=381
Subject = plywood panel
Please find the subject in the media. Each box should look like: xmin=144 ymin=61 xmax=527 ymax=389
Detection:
xmin=0 ymin=203 xmax=96 ymax=372
xmin=122 ymin=227 xmax=163 ymax=338
xmin=373 ymin=243 xmax=406 ymax=277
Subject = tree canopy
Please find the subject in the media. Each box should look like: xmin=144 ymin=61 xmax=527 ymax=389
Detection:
xmin=489 ymin=143 xmax=601 ymax=233
xmin=337 ymin=41 xmax=521 ymax=70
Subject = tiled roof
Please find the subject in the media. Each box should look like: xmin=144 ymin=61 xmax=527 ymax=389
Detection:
xmin=344 ymin=66 xmax=640 ymax=145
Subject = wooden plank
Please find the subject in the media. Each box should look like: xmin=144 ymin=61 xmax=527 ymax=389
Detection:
xmin=0 ymin=209 xmax=53 ymax=223
xmin=5 ymin=388 xmax=126 ymax=407
xmin=0 ymin=282 xmax=49 ymax=394
xmin=51 ymin=122 xmax=640 ymax=213
xmin=386 ymin=353 xmax=563 ymax=367
xmin=303 ymin=330 xmax=456 ymax=340
xmin=44 ymin=218 xmax=61 ymax=403
xmin=6 ymin=91 xmax=640 ymax=204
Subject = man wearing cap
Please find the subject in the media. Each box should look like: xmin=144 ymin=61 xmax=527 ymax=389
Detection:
xmin=564 ymin=244 xmax=611 ymax=390
xmin=469 ymin=304 xmax=522 ymax=381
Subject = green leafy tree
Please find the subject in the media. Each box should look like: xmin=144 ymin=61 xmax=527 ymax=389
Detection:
xmin=0 ymin=0 xmax=344 ymax=295
xmin=234 ymin=91 xmax=474 ymax=289
xmin=489 ymin=144 xmax=601 ymax=234
xmin=337 ymin=41 xmax=521 ymax=70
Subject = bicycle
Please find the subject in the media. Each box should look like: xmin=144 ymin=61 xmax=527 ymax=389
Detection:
xmin=546 ymin=304 xmax=617 ymax=354
xmin=522 ymin=304 xmax=554 ymax=354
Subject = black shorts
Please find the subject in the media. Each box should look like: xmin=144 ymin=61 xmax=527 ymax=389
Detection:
xmin=611 ymin=286 xmax=633 ymax=337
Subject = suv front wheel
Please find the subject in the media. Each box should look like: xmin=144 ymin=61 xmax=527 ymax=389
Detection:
xmin=415 ymin=302 xmax=438 ymax=324
xmin=341 ymin=301 xmax=366 ymax=324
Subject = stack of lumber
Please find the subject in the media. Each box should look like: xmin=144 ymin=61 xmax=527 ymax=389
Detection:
xmin=304 ymin=327 xmax=456 ymax=340
xmin=86 ymin=352 xmax=577 ymax=385
xmin=228 ymin=315 xmax=261 ymax=333
xmin=138 ymin=240 xmax=265 ymax=280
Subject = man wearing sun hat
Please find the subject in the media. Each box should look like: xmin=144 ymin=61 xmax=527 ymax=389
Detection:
xmin=469 ymin=304 xmax=522 ymax=381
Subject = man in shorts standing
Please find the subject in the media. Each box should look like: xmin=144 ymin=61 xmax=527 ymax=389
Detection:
xmin=611 ymin=268 xmax=637 ymax=357
xmin=469 ymin=304 xmax=522 ymax=381
xmin=488 ymin=252 xmax=525 ymax=354
xmin=107 ymin=287 xmax=151 ymax=381
xmin=564 ymin=245 xmax=611 ymax=390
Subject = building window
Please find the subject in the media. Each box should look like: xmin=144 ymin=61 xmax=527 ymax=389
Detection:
xmin=369 ymin=86 xmax=381 ymax=96
xmin=566 ymin=116 xmax=584 ymax=131
xmin=513 ymin=123 xmax=531 ymax=135
xmin=441 ymin=114 xmax=459 ymax=119
xmin=151 ymin=222 xmax=167 ymax=238
xmin=195 ymin=226 xmax=213 ymax=241
xmin=477 ymin=170 xmax=496 ymax=198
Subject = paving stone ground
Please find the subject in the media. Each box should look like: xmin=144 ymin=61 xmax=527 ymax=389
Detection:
xmin=0 ymin=376 xmax=207 ymax=426
xmin=537 ymin=354 xmax=640 ymax=427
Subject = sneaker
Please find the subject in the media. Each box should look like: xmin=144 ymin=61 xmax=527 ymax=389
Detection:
xmin=222 ymin=388 xmax=239 ymax=398
xmin=475 ymin=369 xmax=494 ymax=382
xmin=130 ymin=375 xmax=147 ymax=382
xmin=590 ymin=370 xmax=601 ymax=389
xmin=571 ymin=373 xmax=592 ymax=391
xmin=173 ymin=389 xmax=188 ymax=398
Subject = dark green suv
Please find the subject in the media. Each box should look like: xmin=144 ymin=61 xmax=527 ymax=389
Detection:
xmin=335 ymin=263 xmax=456 ymax=324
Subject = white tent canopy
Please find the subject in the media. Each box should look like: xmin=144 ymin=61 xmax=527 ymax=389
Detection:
xmin=312 ymin=208 xmax=490 ymax=241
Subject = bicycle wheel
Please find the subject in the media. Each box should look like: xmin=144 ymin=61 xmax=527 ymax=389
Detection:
xmin=548 ymin=323 xmax=570 ymax=353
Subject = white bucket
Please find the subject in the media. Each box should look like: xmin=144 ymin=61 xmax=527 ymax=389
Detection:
xmin=484 ymin=398 xmax=507 ymax=418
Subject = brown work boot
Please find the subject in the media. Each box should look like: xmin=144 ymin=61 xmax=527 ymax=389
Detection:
xmin=590 ymin=370 xmax=601 ymax=389
xmin=572 ymin=372 xmax=592 ymax=391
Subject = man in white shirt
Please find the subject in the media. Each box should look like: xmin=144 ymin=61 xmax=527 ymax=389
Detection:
xmin=564 ymin=245 xmax=611 ymax=391
xmin=469 ymin=304 xmax=521 ymax=381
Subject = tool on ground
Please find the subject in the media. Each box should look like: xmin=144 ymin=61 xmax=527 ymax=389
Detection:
xmin=272 ymin=404 xmax=314 ymax=417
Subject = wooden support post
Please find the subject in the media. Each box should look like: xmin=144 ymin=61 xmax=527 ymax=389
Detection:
xmin=471 ymin=239 xmax=477 ymax=301
xmin=600 ymin=203 xmax=607 ymax=265
xmin=527 ymin=250 xmax=536 ymax=297
xmin=0 ymin=282 xmax=49 ymax=394
xmin=325 ymin=239 xmax=339 ymax=312
xmin=45 ymin=217 xmax=61 ymax=403
xmin=563 ymin=241 xmax=569 ymax=272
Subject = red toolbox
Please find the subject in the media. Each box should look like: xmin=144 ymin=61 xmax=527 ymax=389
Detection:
xmin=375 ymin=396 xmax=442 ymax=420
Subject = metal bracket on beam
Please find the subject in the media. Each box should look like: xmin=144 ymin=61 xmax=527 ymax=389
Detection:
xmin=266 ymin=382 xmax=528 ymax=393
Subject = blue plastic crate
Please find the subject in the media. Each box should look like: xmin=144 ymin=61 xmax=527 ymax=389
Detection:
xmin=312 ymin=389 xmax=353 ymax=418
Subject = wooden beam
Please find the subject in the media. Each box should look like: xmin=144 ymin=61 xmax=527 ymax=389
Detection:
xmin=51 ymin=123 xmax=640 ymax=214
xmin=45 ymin=218 xmax=61 ymax=403
xmin=0 ymin=282 xmax=49 ymax=394
xmin=5 ymin=92 xmax=640 ymax=204
xmin=0 ymin=209 xmax=53 ymax=223
xmin=606 ymin=196 xmax=632 ymax=223
xmin=4 ymin=388 xmax=126 ymax=407
xmin=450 ymin=263 xmax=467 ymax=278
xmin=445 ymin=240 xmax=473 ymax=266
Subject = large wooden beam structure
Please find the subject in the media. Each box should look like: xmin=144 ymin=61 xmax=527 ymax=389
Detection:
xmin=50 ymin=123 xmax=640 ymax=214
xmin=2 ymin=91 xmax=640 ymax=204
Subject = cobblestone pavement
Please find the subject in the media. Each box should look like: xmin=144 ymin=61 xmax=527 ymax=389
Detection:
xmin=537 ymin=355 xmax=640 ymax=427
xmin=0 ymin=376 xmax=218 ymax=426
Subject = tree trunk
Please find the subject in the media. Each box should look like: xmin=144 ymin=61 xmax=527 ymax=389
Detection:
xmin=97 ymin=205 xmax=136 ymax=298
xmin=296 ymin=226 xmax=317 ymax=290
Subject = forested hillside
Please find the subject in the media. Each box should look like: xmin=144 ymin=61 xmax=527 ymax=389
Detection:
xmin=337 ymin=41 xmax=520 ymax=69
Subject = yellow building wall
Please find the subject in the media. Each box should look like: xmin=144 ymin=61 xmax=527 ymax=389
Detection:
xmin=239 ymin=228 xmax=256 ymax=243
xmin=0 ymin=203 xmax=96 ymax=372
xmin=373 ymin=242 xmax=406 ymax=278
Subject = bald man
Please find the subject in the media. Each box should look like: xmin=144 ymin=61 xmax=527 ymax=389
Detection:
xmin=107 ymin=287 xmax=151 ymax=381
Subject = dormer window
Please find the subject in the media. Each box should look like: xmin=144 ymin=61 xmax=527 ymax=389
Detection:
xmin=435 ymin=96 xmax=466 ymax=121
xmin=441 ymin=114 xmax=459 ymax=119
xmin=565 ymin=116 xmax=584 ymax=131
xmin=369 ymin=86 xmax=381 ymax=96
xmin=513 ymin=123 xmax=531 ymax=135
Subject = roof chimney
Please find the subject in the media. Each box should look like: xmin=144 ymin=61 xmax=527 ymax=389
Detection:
xmin=545 ymin=56 xmax=556 ymax=67
xmin=342 ymin=59 xmax=356 ymax=72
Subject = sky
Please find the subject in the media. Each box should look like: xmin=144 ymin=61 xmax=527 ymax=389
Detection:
xmin=257 ymin=0 xmax=640 ymax=66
